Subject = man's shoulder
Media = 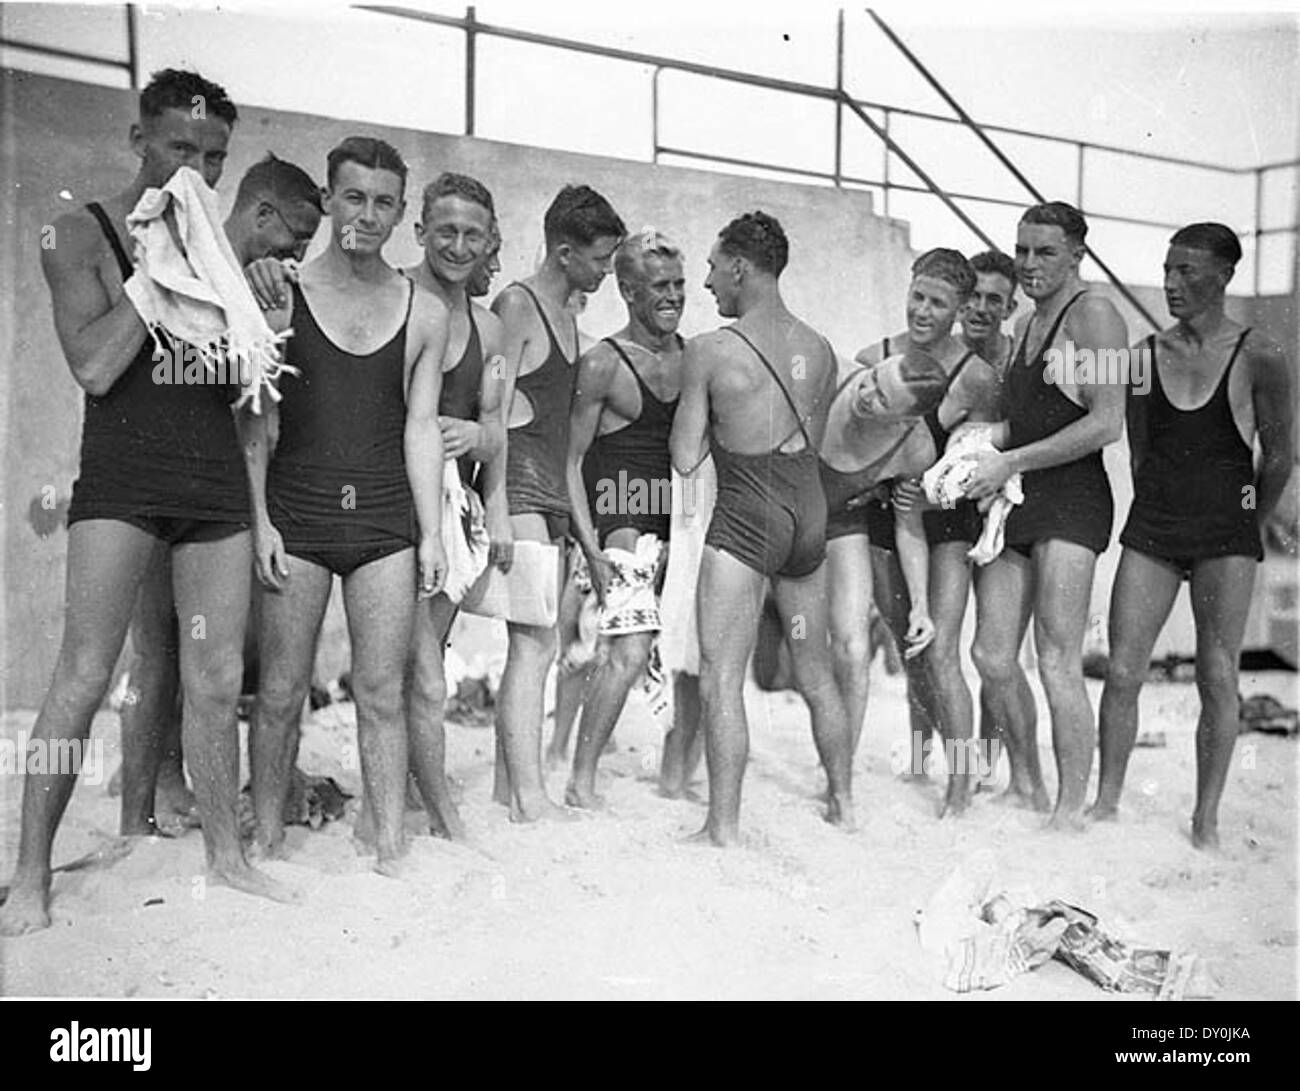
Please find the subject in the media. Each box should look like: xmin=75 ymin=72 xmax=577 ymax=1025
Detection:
xmin=1240 ymin=327 xmax=1289 ymax=378
xmin=577 ymin=336 xmax=622 ymax=377
xmin=471 ymin=299 xmax=506 ymax=341
xmin=490 ymin=280 xmax=535 ymax=321
xmin=43 ymin=205 xmax=110 ymax=269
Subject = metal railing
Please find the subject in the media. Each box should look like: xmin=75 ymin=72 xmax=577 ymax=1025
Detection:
xmin=4 ymin=3 xmax=1294 ymax=304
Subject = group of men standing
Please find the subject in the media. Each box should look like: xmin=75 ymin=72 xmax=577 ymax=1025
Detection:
xmin=1 ymin=66 xmax=1292 ymax=937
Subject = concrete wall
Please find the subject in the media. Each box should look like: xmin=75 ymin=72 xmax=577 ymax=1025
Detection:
xmin=1 ymin=69 xmax=917 ymax=708
xmin=5 ymin=69 xmax=1294 ymax=707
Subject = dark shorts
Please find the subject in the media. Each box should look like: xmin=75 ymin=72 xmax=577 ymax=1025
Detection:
xmin=67 ymin=505 xmax=248 ymax=546
xmin=1119 ymin=538 xmax=1263 ymax=582
xmin=862 ymin=497 xmax=980 ymax=552
xmin=707 ymin=447 xmax=826 ymax=580
xmin=509 ymin=507 xmax=571 ymax=543
xmin=286 ymin=538 xmax=412 ymax=579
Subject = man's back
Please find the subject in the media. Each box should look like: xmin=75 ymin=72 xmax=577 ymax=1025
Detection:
xmin=702 ymin=312 xmax=834 ymax=455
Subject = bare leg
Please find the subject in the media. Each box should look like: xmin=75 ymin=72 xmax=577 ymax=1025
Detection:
xmin=119 ymin=543 xmax=183 ymax=835
xmin=659 ymin=671 xmax=703 ymax=799
xmin=971 ymin=549 xmax=1047 ymax=810
xmin=925 ymin=542 xmax=976 ymax=817
xmin=567 ymin=630 xmax=655 ymax=808
xmin=773 ymin=562 xmax=855 ymax=831
xmin=693 ymin=546 xmax=765 ymax=845
xmin=250 ymin=555 xmax=332 ymax=857
xmin=496 ymin=514 xmax=569 ymax=821
xmin=343 ymin=548 xmax=417 ymax=875
xmin=0 ymin=520 xmax=157 ymax=936
xmin=1187 ymin=556 xmax=1256 ymax=850
xmin=405 ymin=592 xmax=466 ymax=839
xmin=546 ymin=563 xmax=593 ymax=768
xmin=826 ymin=534 xmax=874 ymax=759
xmin=1092 ymin=549 xmax=1180 ymax=819
xmin=172 ymin=531 xmax=299 ymax=902
xmin=870 ymin=544 xmax=943 ymax=775
xmin=1031 ymin=540 xmax=1100 ymax=831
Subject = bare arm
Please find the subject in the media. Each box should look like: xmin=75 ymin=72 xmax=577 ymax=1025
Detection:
xmin=471 ymin=306 xmax=513 ymax=568
xmin=1249 ymin=337 xmax=1297 ymax=522
xmin=41 ymin=211 xmax=150 ymax=397
xmin=892 ymin=504 xmax=935 ymax=657
xmin=670 ymin=335 xmax=711 ymax=476
xmin=565 ymin=345 xmax=616 ymax=565
xmin=406 ymin=293 xmax=450 ymax=595
xmin=1125 ymin=337 xmax=1152 ymax=479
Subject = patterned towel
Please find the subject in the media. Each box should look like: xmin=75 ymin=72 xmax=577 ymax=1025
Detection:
xmin=122 ymin=165 xmax=295 ymax=414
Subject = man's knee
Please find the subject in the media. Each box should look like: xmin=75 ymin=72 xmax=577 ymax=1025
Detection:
xmin=58 ymin=642 xmax=120 ymax=704
xmin=1105 ymin=648 xmax=1148 ymax=695
xmin=351 ymin=669 xmax=404 ymax=725
xmin=971 ymin=637 xmax=1019 ymax=685
xmin=409 ymin=651 xmax=448 ymax=709
xmin=1195 ymin=646 xmax=1238 ymax=699
xmin=830 ymin=627 xmax=871 ymax=670
xmin=183 ymin=644 xmax=244 ymax=708
xmin=1035 ymin=638 xmax=1082 ymax=690
xmin=606 ymin=635 xmax=651 ymax=679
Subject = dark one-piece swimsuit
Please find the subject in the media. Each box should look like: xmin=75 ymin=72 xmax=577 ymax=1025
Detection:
xmin=1120 ymin=328 xmax=1261 ymax=578
xmin=266 ymin=278 xmax=418 ymax=578
xmin=704 ymin=327 xmax=827 ymax=579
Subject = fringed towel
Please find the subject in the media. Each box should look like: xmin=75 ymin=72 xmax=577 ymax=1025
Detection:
xmin=122 ymin=165 xmax=295 ymax=414
xmin=922 ymin=422 xmax=1024 ymax=566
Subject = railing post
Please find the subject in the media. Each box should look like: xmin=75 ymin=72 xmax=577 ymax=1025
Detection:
xmin=1076 ymin=143 xmax=1085 ymax=212
xmin=125 ymin=3 xmax=139 ymax=90
xmin=1254 ymin=166 xmax=1264 ymax=296
xmin=465 ymin=5 xmax=477 ymax=137
xmin=651 ymin=65 xmax=661 ymax=163
xmin=833 ymin=8 xmax=844 ymax=187
xmin=882 ymin=108 xmax=890 ymax=217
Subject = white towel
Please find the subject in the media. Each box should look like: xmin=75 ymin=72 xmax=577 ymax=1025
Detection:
xmin=660 ymin=458 xmax=717 ymax=674
xmin=440 ymin=461 xmax=491 ymax=603
xmin=921 ymin=423 xmax=1024 ymax=566
xmin=122 ymin=165 xmax=295 ymax=414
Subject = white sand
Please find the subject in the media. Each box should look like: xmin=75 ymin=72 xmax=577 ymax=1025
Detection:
xmin=1 ymin=664 xmax=1295 ymax=1000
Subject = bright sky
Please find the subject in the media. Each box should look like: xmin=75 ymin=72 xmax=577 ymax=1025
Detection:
xmin=4 ymin=0 xmax=1298 ymax=290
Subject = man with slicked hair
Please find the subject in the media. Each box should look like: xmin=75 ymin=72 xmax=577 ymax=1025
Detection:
xmin=1 ymin=69 xmax=300 ymax=936
xmin=1092 ymin=222 xmax=1294 ymax=848
xmin=965 ymin=201 xmax=1128 ymax=831
xmin=490 ymin=184 xmax=626 ymax=822
xmin=671 ymin=211 xmax=854 ymax=845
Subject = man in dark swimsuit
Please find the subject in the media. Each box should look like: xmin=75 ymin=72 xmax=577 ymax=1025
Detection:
xmin=562 ymin=230 xmax=685 ymax=808
xmin=1 ymin=70 xmax=300 ymax=937
xmin=854 ymin=249 xmax=1000 ymax=817
xmin=248 ymin=137 xmax=450 ymax=875
xmin=1092 ymin=222 xmax=1295 ymax=849
xmin=118 ymin=153 xmax=323 ymax=839
xmin=960 ymin=249 xmax=1019 ymax=785
xmin=671 ymin=211 xmax=854 ymax=845
xmin=491 ymin=185 xmax=626 ymax=822
xmin=402 ymin=172 xmax=508 ymax=841
xmin=966 ymin=202 xmax=1128 ymax=830
xmin=819 ymin=346 xmax=949 ymax=775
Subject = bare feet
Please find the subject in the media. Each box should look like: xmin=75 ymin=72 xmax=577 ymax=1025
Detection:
xmin=991 ymin=783 xmax=1051 ymax=812
xmin=209 ymin=860 xmax=303 ymax=904
xmin=1191 ymin=819 xmax=1220 ymax=851
xmin=824 ymin=793 xmax=857 ymax=832
xmin=156 ymin=772 xmax=199 ymax=828
xmin=1086 ymin=799 xmax=1119 ymax=822
xmin=0 ymin=877 xmax=53 ymax=935
xmin=509 ymin=797 xmax=580 ymax=823
xmin=1045 ymin=808 xmax=1088 ymax=833
xmin=684 ymin=821 xmax=738 ymax=847
xmin=564 ymin=781 xmax=607 ymax=811
xmin=940 ymin=779 xmax=972 ymax=819
xmin=428 ymin=805 xmax=468 ymax=842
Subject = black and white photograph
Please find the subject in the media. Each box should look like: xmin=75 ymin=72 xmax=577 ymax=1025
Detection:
xmin=0 ymin=0 xmax=1296 ymax=1012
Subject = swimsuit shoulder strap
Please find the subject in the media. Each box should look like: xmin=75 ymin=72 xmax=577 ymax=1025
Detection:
xmin=950 ymin=349 xmax=976 ymax=383
xmin=1213 ymin=327 xmax=1252 ymax=399
xmin=86 ymin=202 xmax=132 ymax=280
xmin=1033 ymin=290 xmax=1089 ymax=363
xmin=602 ymin=336 xmax=668 ymax=409
xmin=511 ymin=281 xmax=567 ymax=357
xmin=724 ymin=325 xmax=814 ymax=448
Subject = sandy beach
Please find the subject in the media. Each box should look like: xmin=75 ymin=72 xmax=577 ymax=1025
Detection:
xmin=2 ymin=622 xmax=1294 ymax=1002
